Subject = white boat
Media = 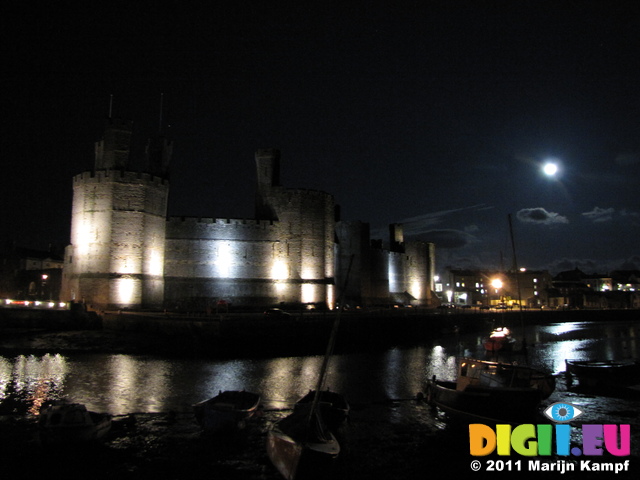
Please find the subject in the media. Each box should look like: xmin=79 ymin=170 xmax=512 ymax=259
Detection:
xmin=266 ymin=409 xmax=340 ymax=480
xmin=425 ymin=357 xmax=555 ymax=423
xmin=38 ymin=402 xmax=112 ymax=444
xmin=193 ymin=390 xmax=261 ymax=433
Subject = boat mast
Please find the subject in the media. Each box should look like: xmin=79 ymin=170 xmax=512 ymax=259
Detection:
xmin=508 ymin=214 xmax=526 ymax=350
xmin=308 ymin=254 xmax=354 ymax=424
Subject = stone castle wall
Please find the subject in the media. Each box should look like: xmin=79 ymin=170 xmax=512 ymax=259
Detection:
xmin=61 ymin=121 xmax=434 ymax=311
xmin=162 ymin=186 xmax=336 ymax=308
xmin=62 ymin=170 xmax=169 ymax=309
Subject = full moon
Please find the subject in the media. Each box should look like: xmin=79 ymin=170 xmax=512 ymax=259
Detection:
xmin=543 ymin=162 xmax=558 ymax=176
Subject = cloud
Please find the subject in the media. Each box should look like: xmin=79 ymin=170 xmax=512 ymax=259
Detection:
xmin=399 ymin=204 xmax=493 ymax=235
xmin=516 ymin=208 xmax=568 ymax=225
xmin=414 ymin=229 xmax=478 ymax=249
xmin=620 ymin=209 xmax=640 ymax=225
xmin=540 ymin=256 xmax=640 ymax=275
xmin=582 ymin=207 xmax=615 ymax=223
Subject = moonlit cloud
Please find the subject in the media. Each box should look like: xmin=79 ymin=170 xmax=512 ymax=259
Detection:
xmin=582 ymin=207 xmax=615 ymax=223
xmin=416 ymin=229 xmax=479 ymax=249
xmin=516 ymin=208 xmax=568 ymax=225
xmin=399 ymin=204 xmax=492 ymax=235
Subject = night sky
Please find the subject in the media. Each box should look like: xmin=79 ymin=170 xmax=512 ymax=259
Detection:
xmin=2 ymin=1 xmax=639 ymax=275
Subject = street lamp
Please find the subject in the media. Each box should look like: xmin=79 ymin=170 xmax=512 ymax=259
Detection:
xmin=491 ymin=278 xmax=504 ymax=306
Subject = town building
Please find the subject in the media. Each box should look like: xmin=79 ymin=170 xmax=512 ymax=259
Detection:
xmin=0 ymin=243 xmax=64 ymax=302
xmin=437 ymin=268 xmax=553 ymax=308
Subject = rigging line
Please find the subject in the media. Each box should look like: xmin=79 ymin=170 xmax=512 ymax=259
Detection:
xmin=307 ymin=253 xmax=355 ymax=425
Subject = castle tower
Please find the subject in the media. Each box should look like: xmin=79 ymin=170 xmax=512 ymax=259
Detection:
xmin=61 ymin=119 xmax=171 ymax=309
xmin=253 ymin=148 xmax=335 ymax=308
xmin=94 ymin=118 xmax=133 ymax=170
xmin=254 ymin=148 xmax=281 ymax=220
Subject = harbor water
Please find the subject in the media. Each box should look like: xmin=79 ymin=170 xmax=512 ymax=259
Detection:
xmin=1 ymin=317 xmax=639 ymax=478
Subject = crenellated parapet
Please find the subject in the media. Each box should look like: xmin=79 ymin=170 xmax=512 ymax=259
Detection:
xmin=73 ymin=170 xmax=169 ymax=186
xmin=166 ymin=217 xmax=281 ymax=241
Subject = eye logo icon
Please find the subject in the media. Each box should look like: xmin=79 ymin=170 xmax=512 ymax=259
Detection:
xmin=543 ymin=402 xmax=583 ymax=423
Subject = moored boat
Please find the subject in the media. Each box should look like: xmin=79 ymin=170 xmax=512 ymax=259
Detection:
xmin=483 ymin=326 xmax=516 ymax=353
xmin=266 ymin=409 xmax=340 ymax=480
xmin=38 ymin=402 xmax=112 ymax=444
xmin=293 ymin=389 xmax=349 ymax=430
xmin=193 ymin=390 xmax=261 ymax=433
xmin=565 ymin=359 xmax=640 ymax=389
xmin=425 ymin=358 xmax=554 ymax=423
xmin=267 ymin=255 xmax=353 ymax=479
xmin=457 ymin=357 xmax=556 ymax=399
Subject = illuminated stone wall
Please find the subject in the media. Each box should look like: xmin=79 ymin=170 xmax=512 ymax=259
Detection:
xmin=62 ymin=171 xmax=169 ymax=309
xmin=404 ymin=241 xmax=436 ymax=305
xmin=164 ymin=186 xmax=336 ymax=308
xmin=335 ymin=221 xmax=373 ymax=306
xmin=61 ymin=121 xmax=435 ymax=311
xmin=335 ymin=222 xmax=435 ymax=307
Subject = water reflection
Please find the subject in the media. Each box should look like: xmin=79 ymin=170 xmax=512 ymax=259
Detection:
xmin=0 ymin=354 xmax=67 ymax=414
xmin=1 ymin=319 xmax=639 ymax=415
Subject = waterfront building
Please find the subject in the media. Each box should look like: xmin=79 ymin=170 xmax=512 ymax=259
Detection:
xmin=440 ymin=268 xmax=553 ymax=308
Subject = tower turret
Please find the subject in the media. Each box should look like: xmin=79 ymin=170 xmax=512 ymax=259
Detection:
xmin=94 ymin=118 xmax=133 ymax=170
xmin=255 ymin=148 xmax=281 ymax=220
xmin=145 ymin=136 xmax=172 ymax=177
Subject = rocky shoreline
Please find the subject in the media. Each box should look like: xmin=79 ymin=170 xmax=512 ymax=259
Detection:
xmin=2 ymin=384 xmax=638 ymax=480
xmin=1 ymin=396 xmax=446 ymax=480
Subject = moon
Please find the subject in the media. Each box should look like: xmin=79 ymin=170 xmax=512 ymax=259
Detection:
xmin=542 ymin=162 xmax=558 ymax=176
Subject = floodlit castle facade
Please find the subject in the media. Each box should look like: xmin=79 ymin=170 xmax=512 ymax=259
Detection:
xmin=61 ymin=119 xmax=435 ymax=310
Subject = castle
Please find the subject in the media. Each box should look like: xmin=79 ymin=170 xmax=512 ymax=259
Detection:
xmin=61 ymin=118 xmax=436 ymax=310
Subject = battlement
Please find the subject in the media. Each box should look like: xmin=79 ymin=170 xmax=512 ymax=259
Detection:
xmin=167 ymin=216 xmax=277 ymax=228
xmin=281 ymin=187 xmax=333 ymax=198
xmin=73 ymin=170 xmax=169 ymax=186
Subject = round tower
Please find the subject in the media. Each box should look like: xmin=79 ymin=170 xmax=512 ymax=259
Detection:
xmin=61 ymin=118 xmax=171 ymax=309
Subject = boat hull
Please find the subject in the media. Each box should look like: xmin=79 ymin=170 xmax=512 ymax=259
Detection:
xmin=293 ymin=390 xmax=349 ymax=430
xmin=426 ymin=379 xmax=542 ymax=424
xmin=266 ymin=410 xmax=339 ymax=480
xmin=193 ymin=390 xmax=261 ymax=433
xmin=38 ymin=403 xmax=112 ymax=444
xmin=483 ymin=327 xmax=516 ymax=352
xmin=565 ymin=359 xmax=640 ymax=388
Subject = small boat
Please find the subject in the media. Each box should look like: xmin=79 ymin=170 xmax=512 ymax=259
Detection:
xmin=459 ymin=357 xmax=555 ymax=398
xmin=267 ymin=255 xmax=353 ymax=479
xmin=425 ymin=358 xmax=553 ymax=423
xmin=483 ymin=326 xmax=516 ymax=352
xmin=193 ymin=390 xmax=261 ymax=433
xmin=293 ymin=390 xmax=349 ymax=430
xmin=565 ymin=359 xmax=640 ymax=389
xmin=38 ymin=402 xmax=112 ymax=444
xmin=266 ymin=409 xmax=340 ymax=480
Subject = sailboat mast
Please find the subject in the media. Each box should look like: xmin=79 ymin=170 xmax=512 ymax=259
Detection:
xmin=308 ymin=254 xmax=354 ymax=424
xmin=508 ymin=214 xmax=526 ymax=349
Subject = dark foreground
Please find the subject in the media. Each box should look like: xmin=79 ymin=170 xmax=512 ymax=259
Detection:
xmin=2 ymin=378 xmax=639 ymax=480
